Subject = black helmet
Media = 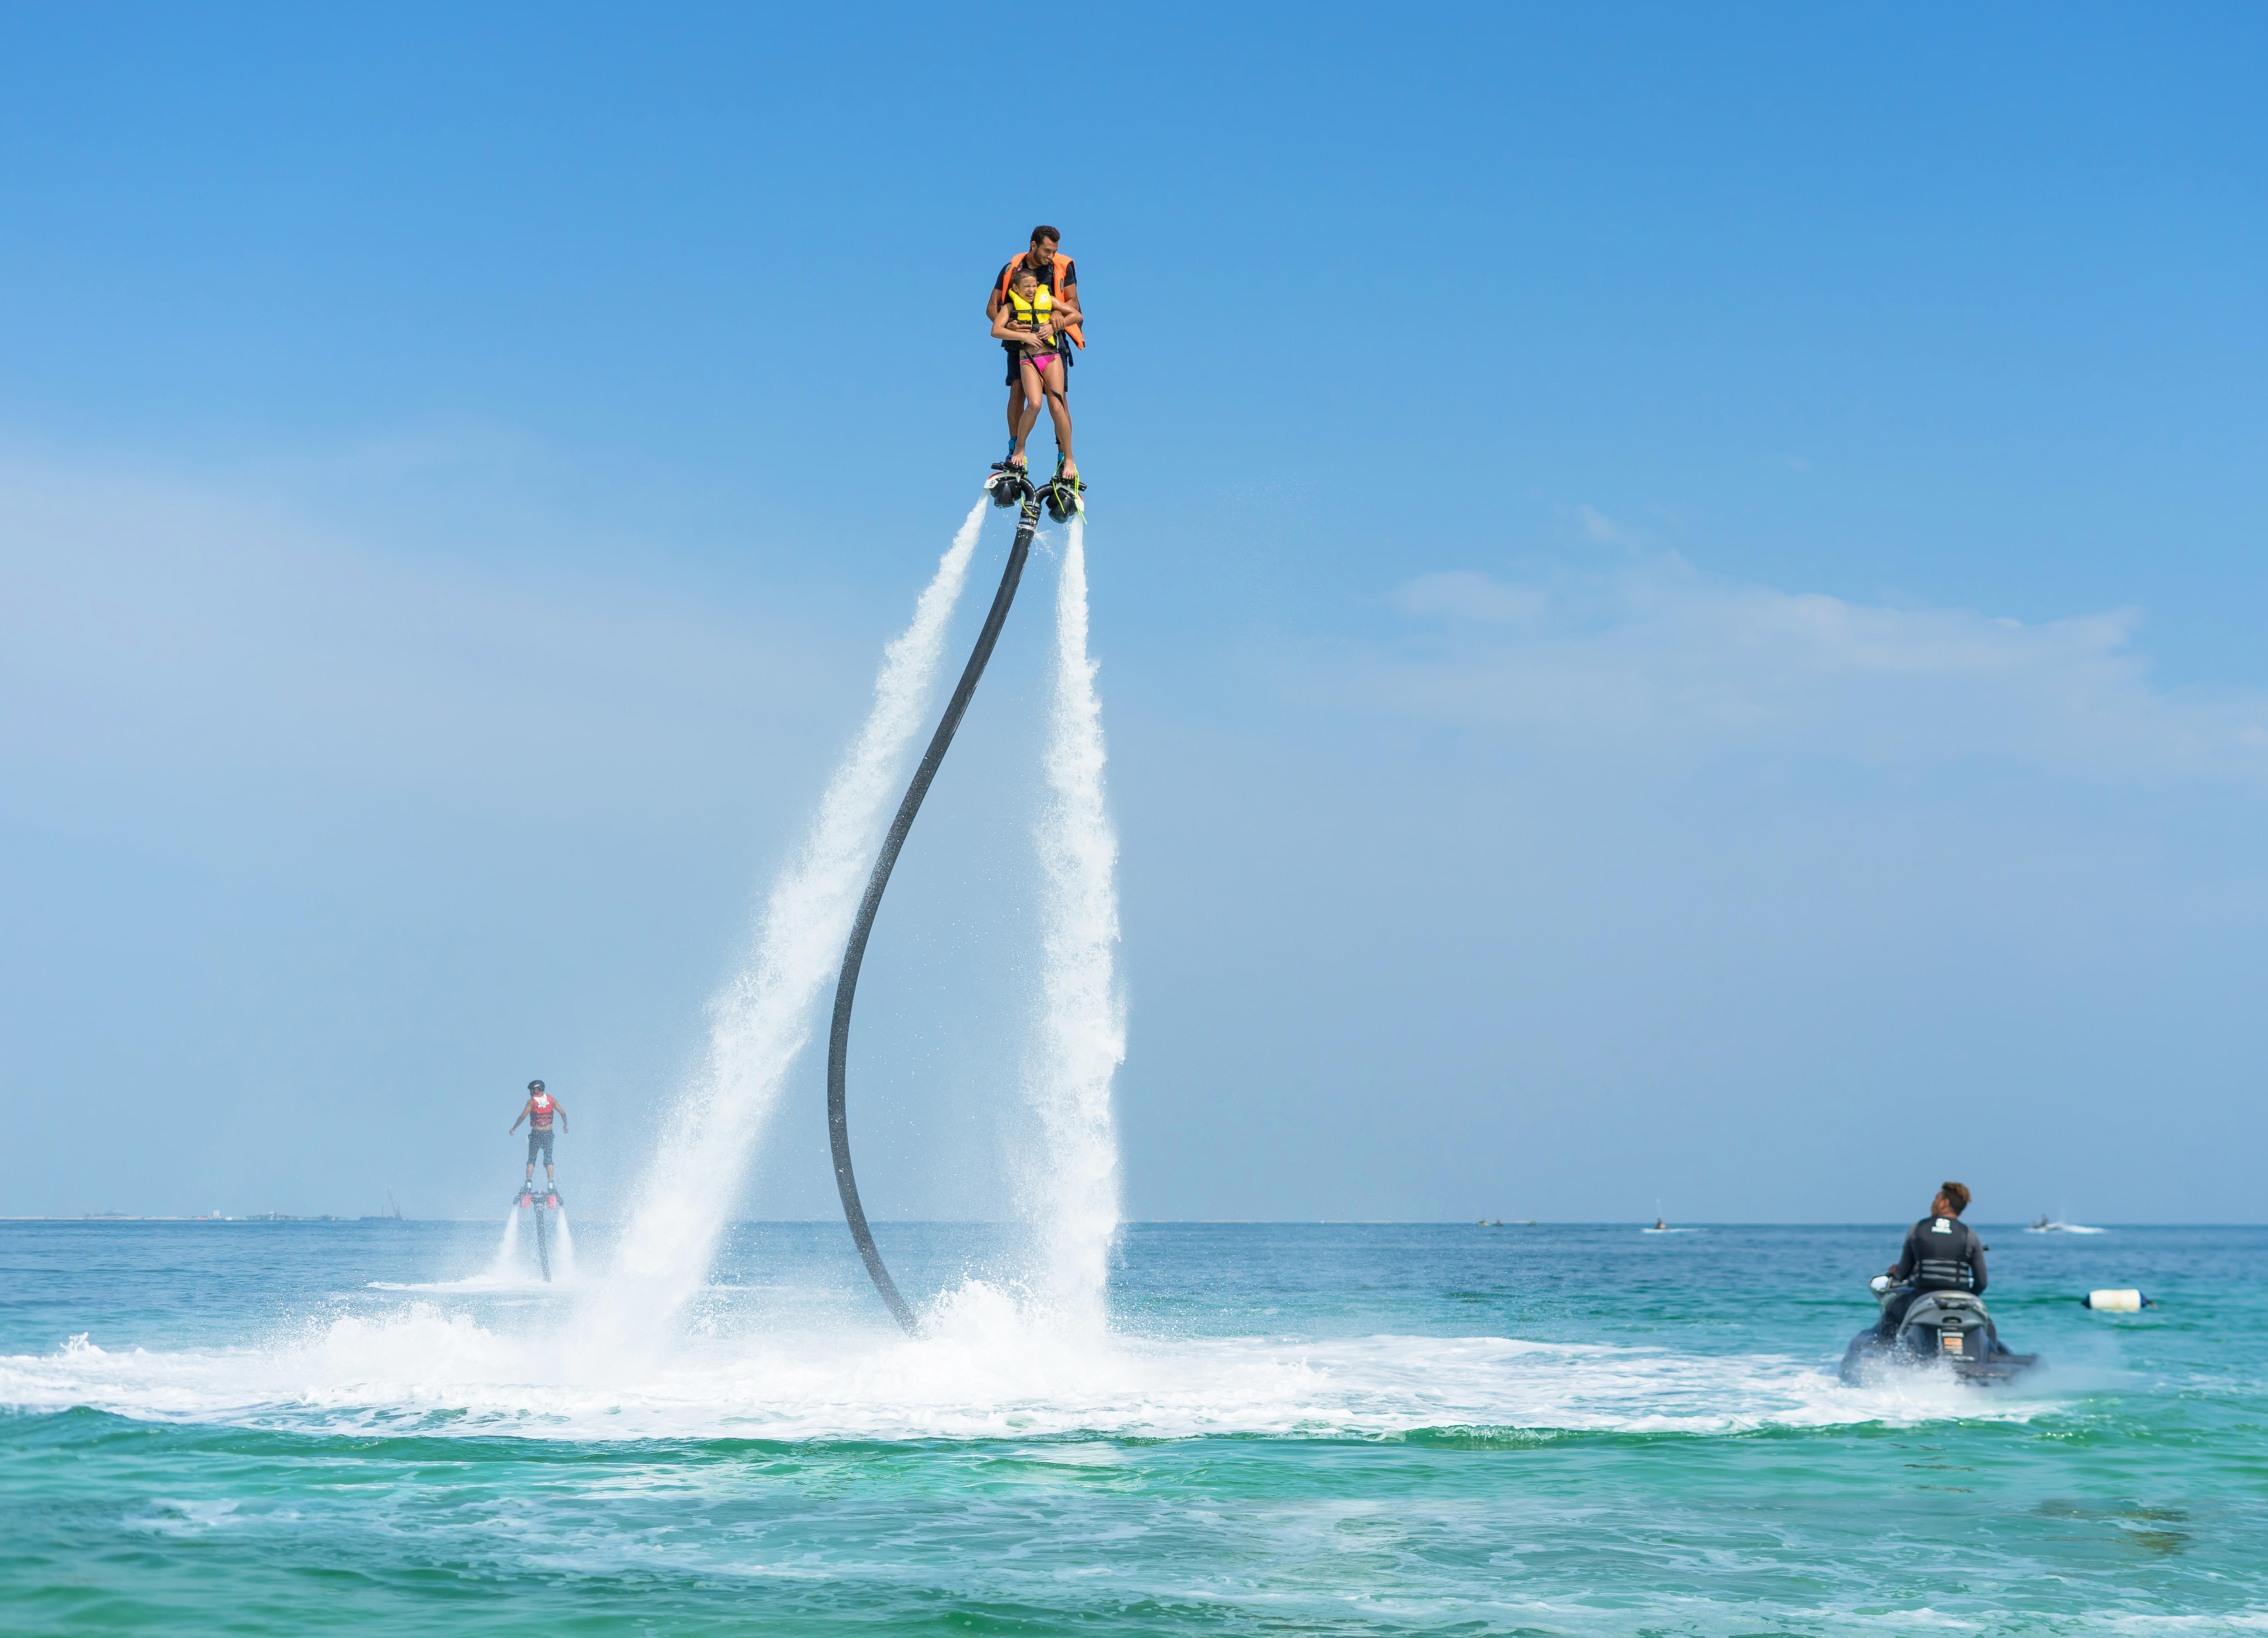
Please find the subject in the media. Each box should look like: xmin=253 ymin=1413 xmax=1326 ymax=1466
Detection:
xmin=528 ymin=1079 xmax=545 ymax=1092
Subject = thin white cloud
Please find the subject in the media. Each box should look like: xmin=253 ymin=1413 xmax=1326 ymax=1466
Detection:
xmin=0 ymin=454 xmax=851 ymax=848
xmin=1390 ymin=571 xmax=1546 ymax=625
xmin=1574 ymin=504 xmax=1624 ymax=545
xmin=1323 ymin=556 xmax=2268 ymax=784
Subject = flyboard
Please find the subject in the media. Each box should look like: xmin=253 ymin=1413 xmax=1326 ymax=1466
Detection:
xmin=827 ymin=461 xmax=1084 ymax=1334
xmin=514 ymin=1175 xmax=564 ymax=1282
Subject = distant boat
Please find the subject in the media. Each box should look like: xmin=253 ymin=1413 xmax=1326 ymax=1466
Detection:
xmin=2026 ymin=1214 xmax=2107 ymax=1234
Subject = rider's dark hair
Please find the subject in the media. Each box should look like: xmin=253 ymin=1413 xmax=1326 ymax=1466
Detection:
xmin=1938 ymin=1181 xmax=1971 ymax=1215
xmin=1030 ymin=225 xmax=1061 ymax=244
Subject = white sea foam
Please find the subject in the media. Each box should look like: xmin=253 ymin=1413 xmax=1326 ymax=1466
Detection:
xmin=0 ymin=1287 xmax=2054 ymax=1444
xmin=599 ymin=499 xmax=988 ymax=1337
xmin=1019 ymin=514 xmax=1124 ymax=1329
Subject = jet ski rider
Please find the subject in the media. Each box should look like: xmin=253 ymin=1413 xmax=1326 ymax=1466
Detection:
xmin=509 ymin=1079 xmax=568 ymax=1190
xmin=1877 ymin=1181 xmax=1986 ymax=1337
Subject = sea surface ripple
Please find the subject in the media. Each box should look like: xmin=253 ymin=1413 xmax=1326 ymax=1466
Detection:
xmin=2 ymin=1220 xmax=2262 ymax=1635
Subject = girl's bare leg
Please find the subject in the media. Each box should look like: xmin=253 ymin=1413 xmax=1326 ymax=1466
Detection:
xmin=1015 ymin=360 xmax=1051 ymax=460
xmin=1038 ymin=358 xmax=1074 ymax=473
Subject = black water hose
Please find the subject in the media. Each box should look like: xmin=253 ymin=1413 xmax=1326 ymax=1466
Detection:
xmin=828 ymin=483 xmax=1042 ymax=1333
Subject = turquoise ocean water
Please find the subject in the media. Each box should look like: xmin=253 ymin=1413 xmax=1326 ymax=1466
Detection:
xmin=3 ymin=1219 xmax=2263 ymax=1634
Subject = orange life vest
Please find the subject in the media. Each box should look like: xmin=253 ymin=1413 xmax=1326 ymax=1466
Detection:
xmin=993 ymin=252 xmax=1083 ymax=349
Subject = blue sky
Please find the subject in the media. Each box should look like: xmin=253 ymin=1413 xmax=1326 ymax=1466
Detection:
xmin=2 ymin=4 xmax=2263 ymax=1223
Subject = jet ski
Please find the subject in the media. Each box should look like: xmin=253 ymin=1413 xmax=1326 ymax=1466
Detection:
xmin=1839 ymin=1274 xmax=2039 ymax=1385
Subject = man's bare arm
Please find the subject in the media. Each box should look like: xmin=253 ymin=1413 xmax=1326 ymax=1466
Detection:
xmin=508 ymin=1098 xmax=528 ymax=1134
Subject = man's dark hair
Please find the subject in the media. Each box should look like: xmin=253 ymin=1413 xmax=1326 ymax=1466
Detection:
xmin=1938 ymin=1180 xmax=1971 ymax=1216
xmin=1030 ymin=225 xmax=1061 ymax=245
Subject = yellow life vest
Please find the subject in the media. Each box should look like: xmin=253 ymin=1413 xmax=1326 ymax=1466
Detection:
xmin=1005 ymin=284 xmax=1054 ymax=331
xmin=994 ymin=252 xmax=1083 ymax=348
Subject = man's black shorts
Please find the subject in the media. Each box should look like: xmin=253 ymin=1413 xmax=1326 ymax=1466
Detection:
xmin=527 ymin=1127 xmax=554 ymax=1164
xmin=1005 ymin=341 xmax=1072 ymax=389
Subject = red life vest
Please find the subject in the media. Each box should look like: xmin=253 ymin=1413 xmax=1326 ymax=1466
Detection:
xmin=530 ymin=1093 xmax=554 ymax=1129
xmin=993 ymin=252 xmax=1083 ymax=349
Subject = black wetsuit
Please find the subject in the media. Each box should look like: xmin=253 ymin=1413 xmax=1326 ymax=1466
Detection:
xmin=1878 ymin=1215 xmax=1987 ymax=1336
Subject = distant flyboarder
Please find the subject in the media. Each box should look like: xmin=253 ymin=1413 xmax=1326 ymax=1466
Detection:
xmin=509 ymin=1079 xmax=568 ymax=1193
xmin=987 ymin=225 xmax=1082 ymax=492
xmin=1875 ymin=1181 xmax=1985 ymax=1337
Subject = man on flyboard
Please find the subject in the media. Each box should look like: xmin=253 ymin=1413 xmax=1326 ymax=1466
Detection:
xmin=985 ymin=225 xmax=1085 ymax=507
xmin=509 ymin=1079 xmax=567 ymax=1201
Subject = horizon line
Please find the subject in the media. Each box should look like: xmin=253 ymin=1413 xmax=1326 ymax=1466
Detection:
xmin=3 ymin=1216 xmax=2259 ymax=1229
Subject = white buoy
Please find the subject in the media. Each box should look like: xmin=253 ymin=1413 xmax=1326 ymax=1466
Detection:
xmin=2082 ymin=1288 xmax=2151 ymax=1311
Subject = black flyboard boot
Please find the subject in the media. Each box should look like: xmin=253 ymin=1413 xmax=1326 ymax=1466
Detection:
xmin=1041 ymin=453 xmax=1085 ymax=522
xmin=985 ymin=462 xmax=1030 ymax=510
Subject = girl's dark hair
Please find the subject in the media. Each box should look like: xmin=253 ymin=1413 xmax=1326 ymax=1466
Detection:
xmin=1939 ymin=1181 xmax=1972 ymax=1215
